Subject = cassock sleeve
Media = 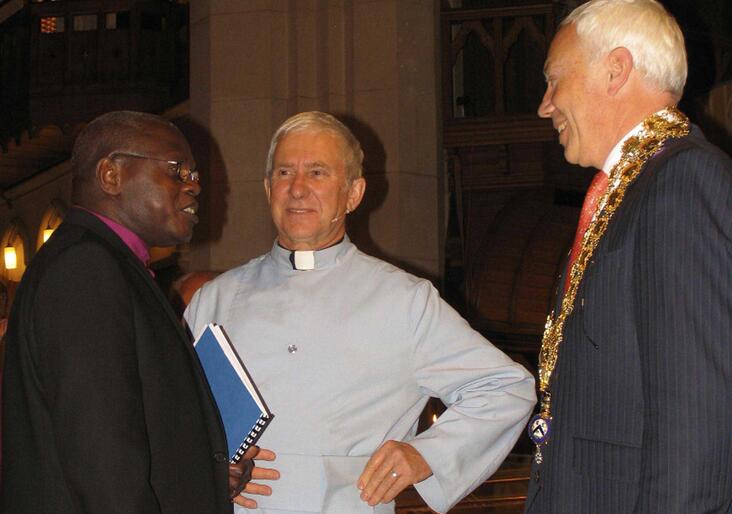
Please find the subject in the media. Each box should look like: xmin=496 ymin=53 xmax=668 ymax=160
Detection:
xmin=31 ymin=242 xmax=160 ymax=512
xmin=632 ymin=147 xmax=732 ymax=512
xmin=405 ymin=281 xmax=536 ymax=513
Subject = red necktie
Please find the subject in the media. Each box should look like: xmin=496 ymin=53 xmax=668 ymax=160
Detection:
xmin=564 ymin=170 xmax=609 ymax=293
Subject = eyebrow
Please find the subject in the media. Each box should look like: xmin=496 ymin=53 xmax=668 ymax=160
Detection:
xmin=275 ymin=160 xmax=331 ymax=170
xmin=543 ymin=59 xmax=560 ymax=80
xmin=304 ymin=161 xmax=330 ymax=169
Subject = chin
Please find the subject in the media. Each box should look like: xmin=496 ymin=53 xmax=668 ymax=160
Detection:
xmin=165 ymin=230 xmax=194 ymax=247
xmin=563 ymin=148 xmax=581 ymax=167
xmin=281 ymin=224 xmax=320 ymax=240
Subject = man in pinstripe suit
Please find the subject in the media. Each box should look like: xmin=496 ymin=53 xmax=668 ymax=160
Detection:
xmin=525 ymin=1 xmax=732 ymax=513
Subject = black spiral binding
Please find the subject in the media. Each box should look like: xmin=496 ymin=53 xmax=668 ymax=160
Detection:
xmin=230 ymin=414 xmax=273 ymax=463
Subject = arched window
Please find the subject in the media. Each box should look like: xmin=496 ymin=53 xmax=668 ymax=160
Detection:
xmin=2 ymin=219 xmax=30 ymax=283
xmin=37 ymin=200 xmax=67 ymax=249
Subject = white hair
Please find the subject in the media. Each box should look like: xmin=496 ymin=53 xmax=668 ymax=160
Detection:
xmin=265 ymin=111 xmax=364 ymax=183
xmin=562 ymin=0 xmax=687 ymax=98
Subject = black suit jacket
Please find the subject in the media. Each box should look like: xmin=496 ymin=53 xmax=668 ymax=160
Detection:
xmin=1 ymin=208 xmax=232 ymax=513
xmin=526 ymin=129 xmax=732 ymax=513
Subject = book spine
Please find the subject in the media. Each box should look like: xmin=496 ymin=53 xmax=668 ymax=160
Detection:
xmin=230 ymin=414 xmax=273 ymax=464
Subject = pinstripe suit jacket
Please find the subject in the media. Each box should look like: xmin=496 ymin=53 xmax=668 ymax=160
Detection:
xmin=525 ymin=128 xmax=732 ymax=514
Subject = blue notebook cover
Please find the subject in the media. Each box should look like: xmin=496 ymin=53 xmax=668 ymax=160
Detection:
xmin=193 ymin=324 xmax=273 ymax=462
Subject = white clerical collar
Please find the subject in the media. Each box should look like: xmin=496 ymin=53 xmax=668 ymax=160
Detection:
xmin=272 ymin=236 xmax=352 ymax=272
xmin=291 ymin=250 xmax=315 ymax=270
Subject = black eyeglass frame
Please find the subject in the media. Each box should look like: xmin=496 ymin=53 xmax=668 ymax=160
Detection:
xmin=110 ymin=151 xmax=200 ymax=183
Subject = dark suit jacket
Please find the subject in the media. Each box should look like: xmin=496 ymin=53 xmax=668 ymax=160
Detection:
xmin=526 ymin=128 xmax=732 ymax=513
xmin=1 ymin=208 xmax=233 ymax=513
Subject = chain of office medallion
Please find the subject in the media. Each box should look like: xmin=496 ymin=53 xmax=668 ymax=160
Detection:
xmin=538 ymin=107 xmax=690 ymax=395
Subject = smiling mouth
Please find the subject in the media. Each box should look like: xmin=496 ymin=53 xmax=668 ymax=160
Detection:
xmin=182 ymin=205 xmax=198 ymax=218
xmin=556 ymin=121 xmax=567 ymax=134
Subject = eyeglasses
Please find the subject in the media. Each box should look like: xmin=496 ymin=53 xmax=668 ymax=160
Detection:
xmin=110 ymin=151 xmax=200 ymax=183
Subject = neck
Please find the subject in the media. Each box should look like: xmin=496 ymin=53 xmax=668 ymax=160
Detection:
xmin=625 ymin=73 xmax=677 ymax=118
xmin=277 ymin=228 xmax=347 ymax=252
xmin=601 ymin=89 xmax=678 ymax=168
xmin=278 ymin=235 xmax=345 ymax=252
xmin=77 ymin=201 xmax=152 ymax=248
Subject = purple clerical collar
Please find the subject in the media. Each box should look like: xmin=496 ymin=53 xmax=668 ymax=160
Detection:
xmin=76 ymin=206 xmax=152 ymax=272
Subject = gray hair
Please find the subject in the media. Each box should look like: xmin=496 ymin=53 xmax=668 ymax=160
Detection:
xmin=264 ymin=111 xmax=364 ymax=183
xmin=562 ymin=0 xmax=687 ymax=98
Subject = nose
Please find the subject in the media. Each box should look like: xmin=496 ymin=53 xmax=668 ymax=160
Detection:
xmin=183 ymin=177 xmax=201 ymax=197
xmin=289 ymin=171 xmax=309 ymax=199
xmin=537 ymin=85 xmax=554 ymax=119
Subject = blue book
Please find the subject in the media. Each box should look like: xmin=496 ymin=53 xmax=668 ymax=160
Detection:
xmin=193 ymin=323 xmax=273 ymax=463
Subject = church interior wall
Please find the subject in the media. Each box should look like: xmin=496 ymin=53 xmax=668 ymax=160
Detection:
xmin=185 ymin=0 xmax=443 ymax=280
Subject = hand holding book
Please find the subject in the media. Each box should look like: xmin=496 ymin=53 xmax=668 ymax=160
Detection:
xmin=229 ymin=447 xmax=280 ymax=508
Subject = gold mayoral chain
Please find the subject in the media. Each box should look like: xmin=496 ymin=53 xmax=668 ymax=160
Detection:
xmin=528 ymin=107 xmax=690 ymax=464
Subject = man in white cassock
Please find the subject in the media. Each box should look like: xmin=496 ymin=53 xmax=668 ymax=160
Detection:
xmin=185 ymin=111 xmax=536 ymax=514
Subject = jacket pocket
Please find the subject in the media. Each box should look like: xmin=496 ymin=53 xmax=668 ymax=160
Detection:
xmin=572 ymin=435 xmax=641 ymax=483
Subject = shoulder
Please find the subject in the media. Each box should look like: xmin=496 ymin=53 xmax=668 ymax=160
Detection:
xmin=656 ymin=130 xmax=732 ymax=180
xmin=347 ymin=247 xmax=439 ymax=311
xmin=184 ymin=252 xmax=268 ymax=329
xmin=13 ymin=229 xmax=136 ymax=331
xmin=631 ymin=130 xmax=732 ymax=212
xmin=350 ymin=246 xmax=433 ymax=290
xmin=29 ymin=225 xmax=125 ymax=289
xmin=627 ymin=131 xmax=732 ymax=252
xmin=200 ymin=252 xmax=268 ymax=297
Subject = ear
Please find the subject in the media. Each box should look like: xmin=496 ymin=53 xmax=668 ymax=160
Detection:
xmin=96 ymin=157 xmax=123 ymax=196
xmin=607 ymin=46 xmax=633 ymax=96
xmin=263 ymin=177 xmax=272 ymax=204
xmin=346 ymin=177 xmax=366 ymax=213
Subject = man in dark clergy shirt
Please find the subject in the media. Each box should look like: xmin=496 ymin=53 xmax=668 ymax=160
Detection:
xmin=1 ymin=111 xmax=264 ymax=513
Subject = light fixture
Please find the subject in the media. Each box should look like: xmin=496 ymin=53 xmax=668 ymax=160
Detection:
xmin=43 ymin=225 xmax=54 ymax=243
xmin=4 ymin=244 xmax=17 ymax=270
xmin=41 ymin=206 xmax=62 ymax=246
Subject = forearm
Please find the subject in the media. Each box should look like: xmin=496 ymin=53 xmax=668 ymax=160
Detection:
xmin=410 ymin=363 xmax=535 ymax=512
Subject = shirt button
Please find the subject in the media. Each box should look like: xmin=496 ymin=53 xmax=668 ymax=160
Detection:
xmin=288 ymin=344 xmax=298 ymax=354
xmin=213 ymin=452 xmax=228 ymax=463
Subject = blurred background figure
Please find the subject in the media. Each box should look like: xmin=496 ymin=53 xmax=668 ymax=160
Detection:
xmin=170 ymin=270 xmax=221 ymax=319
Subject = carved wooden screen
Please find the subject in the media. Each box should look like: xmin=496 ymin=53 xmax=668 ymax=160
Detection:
xmin=439 ymin=2 xmax=586 ymax=354
xmin=442 ymin=3 xmax=553 ymax=122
